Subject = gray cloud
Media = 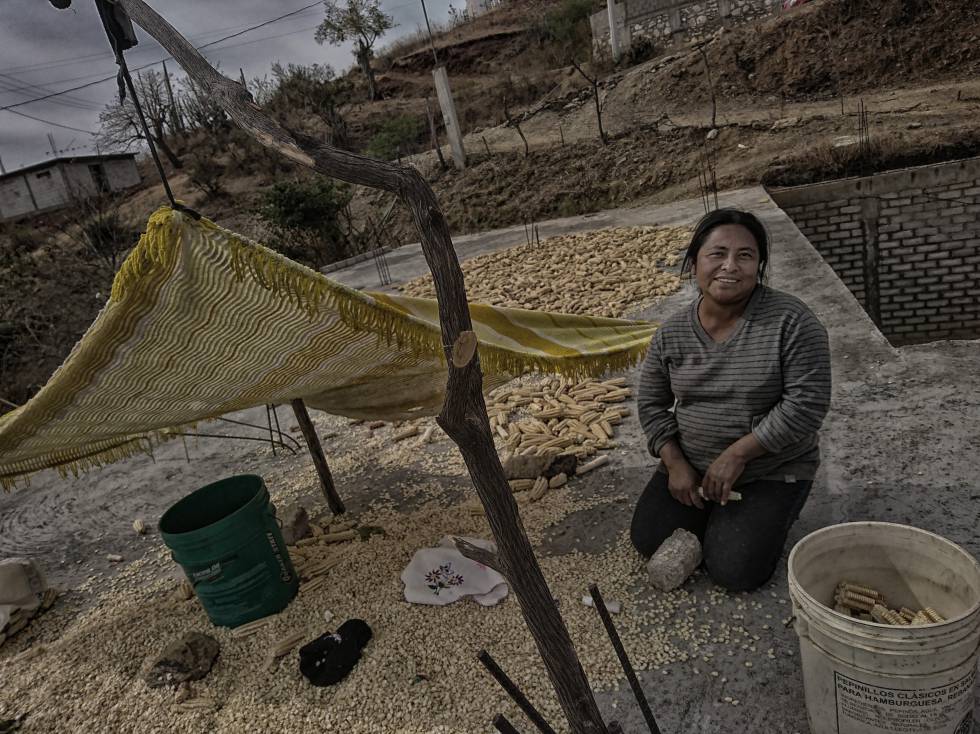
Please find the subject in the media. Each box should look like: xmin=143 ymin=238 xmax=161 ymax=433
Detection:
xmin=0 ymin=0 xmax=454 ymax=170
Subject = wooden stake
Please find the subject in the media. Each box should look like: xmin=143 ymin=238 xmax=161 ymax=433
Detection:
xmin=290 ymin=399 xmax=345 ymax=516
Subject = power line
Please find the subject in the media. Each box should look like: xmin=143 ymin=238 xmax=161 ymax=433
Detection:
xmin=196 ymin=1 xmax=324 ymax=50
xmin=0 ymin=73 xmax=105 ymax=112
xmin=2 ymin=107 xmax=96 ymax=135
xmin=0 ymin=12 xmax=321 ymax=77
xmin=0 ymin=0 xmax=326 ymax=113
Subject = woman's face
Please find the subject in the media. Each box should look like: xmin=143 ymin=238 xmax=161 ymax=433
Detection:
xmin=692 ymin=224 xmax=761 ymax=306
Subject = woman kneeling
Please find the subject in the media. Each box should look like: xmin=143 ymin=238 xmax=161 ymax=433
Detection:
xmin=632 ymin=209 xmax=831 ymax=592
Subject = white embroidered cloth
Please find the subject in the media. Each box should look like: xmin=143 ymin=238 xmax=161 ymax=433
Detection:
xmin=401 ymin=537 xmax=508 ymax=606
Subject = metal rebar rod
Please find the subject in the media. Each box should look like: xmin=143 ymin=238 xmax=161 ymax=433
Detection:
xmin=169 ymin=432 xmax=296 ymax=455
xmin=493 ymin=714 xmax=523 ymax=734
xmin=588 ymin=584 xmax=661 ymax=734
xmin=217 ymin=414 xmax=301 ymax=451
xmin=478 ymin=650 xmax=558 ymax=734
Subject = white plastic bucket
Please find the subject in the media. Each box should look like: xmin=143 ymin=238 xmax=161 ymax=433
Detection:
xmin=788 ymin=522 xmax=980 ymax=734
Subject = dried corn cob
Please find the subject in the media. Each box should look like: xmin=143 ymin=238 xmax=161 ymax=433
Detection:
xmin=529 ymin=476 xmax=549 ymax=502
xmin=548 ymin=473 xmax=568 ymax=489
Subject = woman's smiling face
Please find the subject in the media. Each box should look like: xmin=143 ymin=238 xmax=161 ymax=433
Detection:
xmin=692 ymin=224 xmax=761 ymax=305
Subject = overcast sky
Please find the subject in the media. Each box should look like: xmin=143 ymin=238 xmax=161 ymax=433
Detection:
xmin=0 ymin=0 xmax=456 ymax=171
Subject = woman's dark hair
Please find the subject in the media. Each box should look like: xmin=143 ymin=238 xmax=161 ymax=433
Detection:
xmin=680 ymin=209 xmax=770 ymax=282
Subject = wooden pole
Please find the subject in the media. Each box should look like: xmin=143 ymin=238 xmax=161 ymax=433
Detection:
xmin=290 ymin=399 xmax=345 ymax=516
xmin=59 ymin=2 xmax=608 ymax=731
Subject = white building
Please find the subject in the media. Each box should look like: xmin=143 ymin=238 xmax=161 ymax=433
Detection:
xmin=465 ymin=0 xmax=503 ymax=19
xmin=0 ymin=153 xmax=141 ymax=221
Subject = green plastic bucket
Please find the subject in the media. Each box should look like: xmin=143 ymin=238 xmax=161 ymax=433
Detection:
xmin=159 ymin=474 xmax=298 ymax=628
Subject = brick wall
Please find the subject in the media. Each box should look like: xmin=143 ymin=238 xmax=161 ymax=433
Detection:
xmin=591 ymin=0 xmax=777 ymax=54
xmin=769 ymin=157 xmax=980 ymax=346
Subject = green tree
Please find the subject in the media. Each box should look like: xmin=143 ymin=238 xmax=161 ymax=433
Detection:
xmin=259 ymin=178 xmax=354 ymax=269
xmin=315 ymin=0 xmax=395 ymax=102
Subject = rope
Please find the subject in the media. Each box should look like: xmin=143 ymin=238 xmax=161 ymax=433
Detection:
xmin=97 ymin=1 xmax=200 ymax=220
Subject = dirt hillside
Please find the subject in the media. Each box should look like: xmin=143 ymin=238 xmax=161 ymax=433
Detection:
xmin=3 ymin=0 xmax=980 ymax=409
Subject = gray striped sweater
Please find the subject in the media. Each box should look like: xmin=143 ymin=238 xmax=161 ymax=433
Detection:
xmin=638 ymin=285 xmax=831 ymax=485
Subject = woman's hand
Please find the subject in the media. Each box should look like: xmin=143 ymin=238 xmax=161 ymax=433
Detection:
xmin=666 ymin=460 xmax=704 ymax=509
xmin=702 ymin=448 xmax=747 ymax=505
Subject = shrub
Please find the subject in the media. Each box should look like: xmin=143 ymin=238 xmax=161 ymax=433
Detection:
xmin=80 ymin=210 xmax=134 ymax=270
xmin=363 ymin=114 xmax=424 ymax=160
xmin=259 ymin=178 xmax=354 ymax=269
xmin=533 ymin=0 xmax=597 ymax=56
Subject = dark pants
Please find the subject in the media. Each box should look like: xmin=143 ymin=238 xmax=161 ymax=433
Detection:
xmin=630 ymin=470 xmax=812 ymax=592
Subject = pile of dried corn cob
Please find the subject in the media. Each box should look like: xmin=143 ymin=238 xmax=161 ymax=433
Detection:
xmin=287 ymin=518 xmax=361 ymax=596
xmin=834 ymin=582 xmax=945 ymax=625
xmin=400 ymin=226 xmax=688 ymax=318
xmin=486 ymin=376 xmax=631 ymax=505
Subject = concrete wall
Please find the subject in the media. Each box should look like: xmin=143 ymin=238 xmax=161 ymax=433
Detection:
xmin=770 ymin=157 xmax=980 ymax=346
xmin=0 ymin=157 xmax=140 ymax=221
xmin=0 ymin=176 xmax=37 ymax=220
xmin=591 ymin=0 xmax=777 ymax=54
xmin=62 ymin=163 xmax=98 ymax=199
xmin=103 ymin=158 xmax=141 ymax=191
xmin=27 ymin=166 xmax=70 ymax=212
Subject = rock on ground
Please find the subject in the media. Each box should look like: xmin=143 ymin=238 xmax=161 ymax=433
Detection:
xmin=279 ymin=503 xmax=310 ymax=546
xmin=145 ymin=632 xmax=220 ymax=689
xmin=503 ymin=454 xmax=577 ymax=480
xmin=646 ymin=529 xmax=702 ymax=592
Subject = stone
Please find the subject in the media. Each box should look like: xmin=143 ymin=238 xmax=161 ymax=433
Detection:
xmin=502 ymin=454 xmax=577 ymax=481
xmin=771 ymin=116 xmax=801 ymax=130
xmin=145 ymin=632 xmax=219 ymax=688
xmin=0 ymin=558 xmax=47 ymax=608
xmin=502 ymin=454 xmax=552 ymax=480
xmin=646 ymin=529 xmax=702 ymax=591
xmin=544 ymin=454 xmax=578 ymax=480
xmin=706 ymin=128 xmax=719 ymax=140
xmin=279 ymin=503 xmax=310 ymax=546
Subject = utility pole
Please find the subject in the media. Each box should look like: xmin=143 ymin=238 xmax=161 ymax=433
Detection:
xmin=47 ymin=132 xmax=59 ymax=158
xmin=0 ymin=155 xmax=6 ymax=175
xmin=161 ymin=59 xmax=183 ymax=134
xmin=239 ymin=67 xmax=247 ymax=89
xmin=421 ymin=0 xmax=466 ymax=169
xmin=607 ymin=0 xmax=621 ymax=63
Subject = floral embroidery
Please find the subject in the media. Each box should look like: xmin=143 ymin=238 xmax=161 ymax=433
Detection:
xmin=424 ymin=563 xmax=465 ymax=594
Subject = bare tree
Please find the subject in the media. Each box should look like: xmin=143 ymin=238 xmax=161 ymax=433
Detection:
xmin=502 ymin=97 xmax=529 ymax=157
xmin=569 ymin=60 xmax=608 ymax=145
xmin=178 ymin=73 xmax=230 ymax=133
xmin=98 ymin=68 xmax=183 ymax=168
xmin=315 ymin=0 xmax=395 ymax=102
xmin=545 ymin=1 xmax=608 ymax=145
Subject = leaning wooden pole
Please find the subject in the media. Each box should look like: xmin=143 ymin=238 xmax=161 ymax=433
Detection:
xmin=61 ymin=2 xmax=609 ymax=731
xmin=290 ymin=399 xmax=345 ymax=516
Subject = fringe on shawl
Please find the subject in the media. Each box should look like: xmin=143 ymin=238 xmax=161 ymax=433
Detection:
xmin=1 ymin=424 xmax=196 ymax=492
xmin=118 ymin=207 xmax=653 ymax=381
